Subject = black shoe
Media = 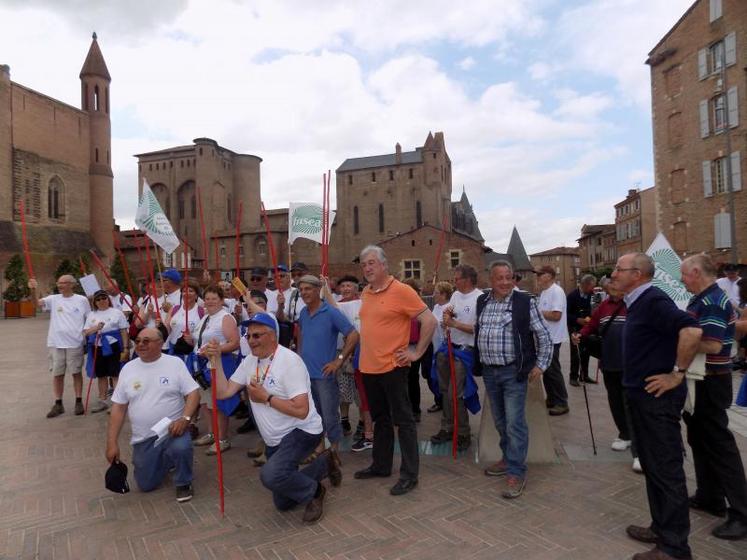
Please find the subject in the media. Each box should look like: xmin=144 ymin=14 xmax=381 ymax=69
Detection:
xmin=302 ymin=483 xmax=326 ymax=523
xmin=688 ymin=495 xmax=727 ymax=517
xmin=581 ymin=376 xmax=597 ymax=384
xmin=712 ymin=517 xmax=747 ymax=540
xmin=569 ymin=379 xmax=581 ymax=387
xmin=427 ymin=403 xmax=442 ymax=413
xmin=354 ymin=465 xmax=391 ymax=479
xmin=236 ymin=418 xmax=256 ymax=434
xmin=176 ymin=484 xmax=193 ymax=503
xmin=341 ymin=417 xmax=352 ymax=436
xmin=456 ymin=435 xmax=470 ymax=451
xmin=625 ymin=525 xmax=658 ymax=544
xmin=390 ymin=478 xmax=418 ymax=496
xmin=548 ymin=404 xmax=570 ymax=416
xmin=430 ymin=430 xmax=453 ymax=445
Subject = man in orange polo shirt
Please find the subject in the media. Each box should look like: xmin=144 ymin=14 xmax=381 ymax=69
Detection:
xmin=354 ymin=245 xmax=437 ymax=496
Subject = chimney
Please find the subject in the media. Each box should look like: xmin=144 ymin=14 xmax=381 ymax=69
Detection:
xmin=627 ymin=189 xmax=637 ymax=197
xmin=0 ymin=64 xmax=10 ymax=81
xmin=395 ymin=142 xmax=402 ymax=164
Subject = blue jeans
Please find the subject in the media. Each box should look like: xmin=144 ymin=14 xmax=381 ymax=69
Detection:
xmin=482 ymin=364 xmax=528 ymax=478
xmin=310 ymin=377 xmax=342 ymax=444
xmin=261 ymin=428 xmax=327 ymax=511
xmin=132 ymin=432 xmax=193 ymax=491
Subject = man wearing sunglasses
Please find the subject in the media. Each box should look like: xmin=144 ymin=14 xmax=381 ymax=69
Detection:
xmin=106 ymin=328 xmax=200 ymax=503
xmin=207 ymin=313 xmax=340 ymax=523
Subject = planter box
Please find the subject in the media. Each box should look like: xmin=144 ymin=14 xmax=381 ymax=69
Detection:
xmin=4 ymin=301 xmax=35 ymax=318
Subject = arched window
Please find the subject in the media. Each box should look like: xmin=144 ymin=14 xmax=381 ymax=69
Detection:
xmin=95 ymin=148 xmax=99 ymax=163
xmin=94 ymin=85 xmax=100 ymax=111
xmin=256 ymin=236 xmax=267 ymax=257
xmin=177 ymin=181 xmax=195 ymax=222
xmin=191 ymin=194 xmax=196 ymax=219
xmin=82 ymin=84 xmax=88 ymax=110
xmin=47 ymin=176 xmax=64 ymax=221
xmin=416 ymin=201 xmax=422 ymax=228
xmin=353 ymin=206 xmax=359 ymax=235
xmin=378 ymin=204 xmax=384 ymax=233
xmin=105 ymin=87 xmax=109 ymax=113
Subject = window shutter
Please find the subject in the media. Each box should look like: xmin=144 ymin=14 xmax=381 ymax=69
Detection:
xmin=714 ymin=213 xmax=731 ymax=248
xmin=698 ymin=48 xmax=708 ymax=79
xmin=731 ymin=151 xmax=742 ymax=192
xmin=727 ymin=86 xmax=738 ymax=128
xmin=703 ymin=160 xmax=713 ymax=197
xmin=700 ymin=99 xmax=710 ymax=137
xmin=725 ymin=32 xmax=737 ymax=67
xmin=714 ymin=214 xmax=722 ymax=248
xmin=709 ymin=0 xmax=722 ymax=22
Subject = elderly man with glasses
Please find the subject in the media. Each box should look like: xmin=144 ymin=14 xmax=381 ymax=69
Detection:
xmin=106 ymin=328 xmax=200 ymax=503
xmin=29 ymin=275 xmax=91 ymax=418
xmin=611 ymin=253 xmax=702 ymax=560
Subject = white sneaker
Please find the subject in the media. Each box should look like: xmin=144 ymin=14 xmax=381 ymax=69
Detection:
xmin=193 ymin=433 xmax=215 ymax=446
xmin=90 ymin=400 xmax=109 ymax=413
xmin=611 ymin=438 xmax=631 ymax=451
xmin=632 ymin=458 xmax=642 ymax=473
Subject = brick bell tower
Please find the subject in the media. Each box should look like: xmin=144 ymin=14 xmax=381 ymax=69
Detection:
xmin=80 ymin=32 xmax=114 ymax=261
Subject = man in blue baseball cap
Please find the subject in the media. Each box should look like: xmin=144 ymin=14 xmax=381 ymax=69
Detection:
xmin=205 ymin=312 xmax=341 ymax=523
xmin=158 ymin=268 xmax=183 ymax=315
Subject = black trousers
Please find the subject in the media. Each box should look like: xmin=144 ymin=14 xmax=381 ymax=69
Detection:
xmin=627 ymin=388 xmax=690 ymax=559
xmin=602 ymin=370 xmax=636 ymax=455
xmin=407 ymin=351 xmax=424 ymax=415
xmin=569 ymin=334 xmax=590 ymax=381
xmin=362 ymin=368 xmax=419 ymax=480
xmin=542 ymin=343 xmax=568 ymax=407
xmin=683 ymin=374 xmax=747 ymax=521
xmin=419 ymin=343 xmax=441 ymax=407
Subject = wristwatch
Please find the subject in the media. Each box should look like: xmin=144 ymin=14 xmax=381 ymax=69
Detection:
xmin=182 ymin=415 xmax=192 ymax=422
xmin=675 ymin=367 xmax=687 ymax=374
xmin=337 ymin=353 xmax=344 ymax=361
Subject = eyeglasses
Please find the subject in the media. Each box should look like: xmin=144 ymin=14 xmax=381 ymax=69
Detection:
xmin=614 ymin=267 xmax=640 ymax=273
xmin=250 ymin=276 xmax=264 ymax=282
xmin=291 ymin=272 xmax=304 ymax=277
xmin=246 ymin=331 xmax=271 ymax=340
xmin=134 ymin=337 xmax=159 ymax=345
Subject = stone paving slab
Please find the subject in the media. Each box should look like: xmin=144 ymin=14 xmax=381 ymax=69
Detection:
xmin=0 ymin=317 xmax=745 ymax=559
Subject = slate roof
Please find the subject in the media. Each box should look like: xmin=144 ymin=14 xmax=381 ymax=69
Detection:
xmin=337 ymin=149 xmax=423 ymax=172
xmin=79 ymin=33 xmax=111 ymax=80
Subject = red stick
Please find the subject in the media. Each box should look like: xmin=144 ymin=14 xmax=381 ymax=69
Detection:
xmin=84 ymin=333 xmax=100 ymax=415
xmin=135 ymin=230 xmax=147 ymax=283
xmin=431 ymin=212 xmax=448 ymax=286
xmin=183 ymin=241 xmax=189 ymax=334
xmin=79 ymin=257 xmax=87 ymax=275
xmin=209 ymin=360 xmax=226 ymax=517
xmin=18 ymin=199 xmax=35 ymax=279
xmin=446 ymin=331 xmax=459 ymax=459
xmin=143 ymin=240 xmax=161 ymax=321
xmin=260 ymin=202 xmax=281 ymax=290
xmin=235 ymin=202 xmax=243 ymax=279
xmin=213 ymin=237 xmax=220 ymax=281
xmin=89 ymin=249 xmax=137 ymax=318
xmin=197 ymin=187 xmax=208 ymax=272
xmin=113 ymin=231 xmax=136 ymax=303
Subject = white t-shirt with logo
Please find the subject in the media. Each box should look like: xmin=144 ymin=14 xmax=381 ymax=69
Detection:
xmin=111 ymin=354 xmax=199 ymax=444
xmin=336 ymin=299 xmax=361 ymax=349
xmin=432 ymin=303 xmax=447 ymax=349
xmin=110 ymin=293 xmax=132 ymax=313
xmin=538 ymin=282 xmax=569 ymax=344
xmin=232 ymin=345 xmax=323 ymax=447
xmin=447 ymin=288 xmax=482 ymax=347
xmin=40 ymin=294 xmax=91 ymax=348
xmin=716 ymin=276 xmax=740 ymax=308
xmin=264 ymin=289 xmax=279 ymax=316
xmin=85 ymin=307 xmax=128 ymax=346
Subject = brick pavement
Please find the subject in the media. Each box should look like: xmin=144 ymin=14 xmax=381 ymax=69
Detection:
xmin=1 ymin=317 xmax=746 ymax=559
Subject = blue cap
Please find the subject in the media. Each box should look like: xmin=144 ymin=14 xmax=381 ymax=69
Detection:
xmin=274 ymin=264 xmax=288 ymax=273
xmin=159 ymin=268 xmax=182 ymax=283
xmin=241 ymin=312 xmax=279 ymax=337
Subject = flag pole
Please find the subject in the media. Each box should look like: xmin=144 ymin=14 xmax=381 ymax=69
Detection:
xmin=260 ymin=202 xmax=281 ymax=290
xmin=18 ymin=199 xmax=35 ymax=280
xmin=144 ymin=241 xmax=162 ymax=322
xmin=235 ymin=202 xmax=243 ymax=280
xmin=197 ymin=187 xmax=209 ymax=275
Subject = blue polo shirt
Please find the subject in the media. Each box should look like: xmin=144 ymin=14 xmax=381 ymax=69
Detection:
xmin=298 ymin=301 xmax=355 ymax=379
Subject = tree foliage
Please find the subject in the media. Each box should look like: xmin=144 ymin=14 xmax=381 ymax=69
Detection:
xmin=2 ymin=254 xmax=29 ymax=302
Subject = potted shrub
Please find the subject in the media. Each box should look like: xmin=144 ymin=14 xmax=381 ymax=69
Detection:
xmin=3 ymin=254 xmax=34 ymax=318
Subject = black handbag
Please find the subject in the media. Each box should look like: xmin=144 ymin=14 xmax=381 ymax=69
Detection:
xmin=582 ymin=302 xmax=624 ymax=360
xmin=172 ymin=336 xmax=194 ymax=355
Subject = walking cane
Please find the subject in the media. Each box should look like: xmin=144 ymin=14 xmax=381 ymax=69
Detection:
xmin=445 ymin=331 xmax=459 ymax=459
xmin=574 ymin=342 xmax=597 ymax=455
xmin=84 ymin=333 xmax=101 ymax=415
xmin=208 ymin=354 xmax=226 ymax=517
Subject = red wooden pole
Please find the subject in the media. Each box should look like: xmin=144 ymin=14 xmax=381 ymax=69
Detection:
xmin=209 ymin=358 xmax=226 ymax=517
xmin=79 ymin=256 xmax=87 ymax=275
xmin=197 ymin=187 xmax=208 ymax=272
xmin=260 ymin=202 xmax=281 ymax=290
xmin=84 ymin=333 xmax=101 ymax=415
xmin=143 ymin=241 xmax=162 ymax=321
xmin=113 ymin=231 xmax=135 ymax=303
xmin=183 ymin=241 xmax=189 ymax=334
xmin=431 ymin=212 xmax=448 ymax=286
xmin=18 ymin=199 xmax=35 ymax=279
xmin=213 ymin=237 xmax=220 ymax=281
xmin=235 ymin=202 xmax=243 ymax=279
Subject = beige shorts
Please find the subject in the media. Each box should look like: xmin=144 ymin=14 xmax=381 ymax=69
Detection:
xmin=49 ymin=347 xmax=85 ymax=377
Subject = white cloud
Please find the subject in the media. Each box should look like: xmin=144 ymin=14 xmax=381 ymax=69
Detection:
xmin=458 ymin=56 xmax=476 ymax=71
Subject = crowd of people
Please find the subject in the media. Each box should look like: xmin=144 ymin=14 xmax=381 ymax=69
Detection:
xmin=27 ymin=246 xmax=747 ymax=557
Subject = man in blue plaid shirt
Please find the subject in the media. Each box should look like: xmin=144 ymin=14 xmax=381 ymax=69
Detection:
xmin=473 ymin=260 xmax=552 ymax=499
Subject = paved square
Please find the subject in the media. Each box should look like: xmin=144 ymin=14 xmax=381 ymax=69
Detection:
xmin=1 ymin=317 xmax=745 ymax=559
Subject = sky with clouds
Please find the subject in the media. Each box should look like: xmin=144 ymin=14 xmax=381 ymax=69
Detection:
xmin=0 ymin=0 xmax=695 ymax=254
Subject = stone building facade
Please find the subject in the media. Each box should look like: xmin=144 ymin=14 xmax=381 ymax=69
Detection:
xmin=577 ymin=224 xmax=617 ymax=273
xmin=0 ymin=34 xmax=114 ymax=291
xmin=530 ymin=246 xmax=581 ymax=294
xmin=648 ymin=0 xmax=746 ymax=263
xmin=614 ymin=186 xmax=658 ymax=255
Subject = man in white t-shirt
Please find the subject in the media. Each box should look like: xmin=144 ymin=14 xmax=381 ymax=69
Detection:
xmin=716 ymin=263 xmax=741 ymax=309
xmin=29 ymin=275 xmax=91 ymax=418
xmin=248 ymin=267 xmax=279 ymax=316
xmin=106 ymin=328 xmax=200 ymax=503
xmin=207 ymin=312 xmax=340 ymax=524
xmin=536 ymin=266 xmax=570 ymax=416
xmin=430 ymin=265 xmax=482 ymax=451
xmin=157 ymin=269 xmax=183 ymax=314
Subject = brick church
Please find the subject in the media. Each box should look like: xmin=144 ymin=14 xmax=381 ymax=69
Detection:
xmin=0 ymin=34 xmax=114 ymax=290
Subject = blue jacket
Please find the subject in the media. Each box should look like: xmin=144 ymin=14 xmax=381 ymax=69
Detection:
xmin=85 ymin=330 xmax=124 ymax=378
xmin=431 ymin=342 xmax=481 ymax=414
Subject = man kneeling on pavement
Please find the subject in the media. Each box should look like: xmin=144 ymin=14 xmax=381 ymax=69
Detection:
xmin=106 ymin=328 xmax=200 ymax=502
xmin=205 ymin=312 xmax=341 ymax=523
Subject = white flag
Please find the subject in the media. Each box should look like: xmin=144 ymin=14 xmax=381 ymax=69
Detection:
xmin=135 ymin=179 xmax=180 ymax=254
xmin=288 ymin=202 xmax=335 ymax=245
xmin=645 ymin=233 xmax=693 ymax=310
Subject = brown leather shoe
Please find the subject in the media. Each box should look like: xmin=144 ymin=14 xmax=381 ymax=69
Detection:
xmin=325 ymin=449 xmax=342 ymax=487
xmin=626 ymin=525 xmax=659 ymax=544
xmin=632 ymin=546 xmax=691 ymax=560
xmin=302 ymin=483 xmax=326 ymax=523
